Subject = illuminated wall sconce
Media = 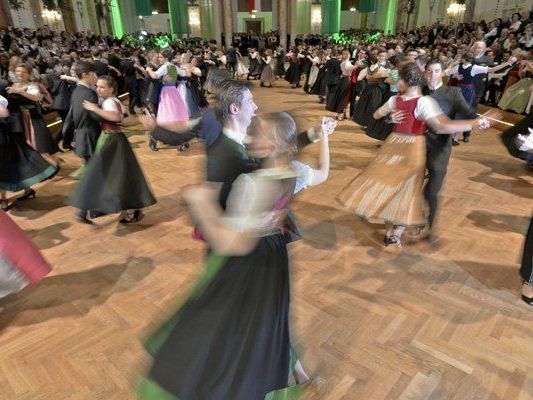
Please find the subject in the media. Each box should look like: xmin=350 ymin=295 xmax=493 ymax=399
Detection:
xmin=311 ymin=4 xmax=322 ymax=33
xmin=349 ymin=7 xmax=356 ymax=12
xmin=189 ymin=6 xmax=201 ymax=35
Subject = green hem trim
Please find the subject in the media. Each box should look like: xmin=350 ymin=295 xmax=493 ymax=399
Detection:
xmin=138 ymin=377 xmax=178 ymax=400
xmin=0 ymin=165 xmax=57 ymax=192
xmin=138 ymin=377 xmax=304 ymax=400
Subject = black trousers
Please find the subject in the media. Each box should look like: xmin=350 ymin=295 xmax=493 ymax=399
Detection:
xmin=227 ymin=61 xmax=236 ymax=77
xmin=424 ymin=133 xmax=452 ymax=228
xmin=520 ymin=217 xmax=533 ymax=284
xmin=125 ymin=76 xmax=141 ymax=112
xmin=151 ymin=126 xmax=195 ymax=146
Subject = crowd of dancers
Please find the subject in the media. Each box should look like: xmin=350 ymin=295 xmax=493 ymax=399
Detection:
xmin=1 ymin=13 xmax=533 ymax=400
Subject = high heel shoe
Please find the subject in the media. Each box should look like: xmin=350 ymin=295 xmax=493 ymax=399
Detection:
xmin=149 ymin=136 xmax=159 ymax=152
xmin=178 ymin=142 xmax=190 ymax=152
xmin=119 ymin=210 xmax=142 ymax=224
xmin=521 ymin=280 xmax=533 ymax=306
xmin=1 ymin=201 xmax=10 ymax=211
xmin=18 ymin=189 xmax=36 ymax=201
xmin=384 ymin=235 xmax=402 ymax=248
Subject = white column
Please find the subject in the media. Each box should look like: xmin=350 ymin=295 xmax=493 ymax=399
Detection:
xmin=272 ymin=0 xmax=278 ymax=30
xmin=222 ymin=0 xmax=233 ymax=48
xmin=213 ymin=0 xmax=223 ymax=44
xmin=289 ymin=0 xmax=297 ymax=46
xmin=231 ymin=0 xmax=238 ymax=32
xmin=279 ymin=0 xmax=287 ymax=49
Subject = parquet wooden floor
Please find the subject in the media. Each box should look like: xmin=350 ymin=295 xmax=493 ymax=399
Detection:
xmin=1 ymin=80 xmax=532 ymax=400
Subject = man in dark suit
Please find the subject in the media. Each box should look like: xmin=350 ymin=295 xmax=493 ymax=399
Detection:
xmin=226 ymin=46 xmax=237 ymax=78
xmin=92 ymin=49 xmax=109 ymax=77
xmin=61 ymin=61 xmax=103 ymax=223
xmin=423 ymin=60 xmax=479 ymax=231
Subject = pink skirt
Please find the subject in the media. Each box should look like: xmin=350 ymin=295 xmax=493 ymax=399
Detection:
xmin=157 ymin=85 xmax=189 ymax=124
xmin=0 ymin=210 xmax=51 ymax=298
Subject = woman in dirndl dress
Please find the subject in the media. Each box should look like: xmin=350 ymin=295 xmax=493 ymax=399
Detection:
xmin=326 ymin=50 xmax=356 ymax=121
xmin=236 ymin=49 xmax=249 ymax=79
xmin=446 ymin=53 xmax=517 ymax=144
xmin=0 ymin=92 xmax=57 ymax=210
xmin=70 ymin=76 xmax=156 ymax=224
xmin=497 ymin=58 xmax=533 ymax=115
xmin=177 ymin=53 xmax=202 ymax=119
xmin=285 ymin=48 xmax=302 ymax=89
xmin=146 ymin=50 xmax=188 ymax=125
xmin=309 ymin=52 xmax=328 ymax=103
xmin=338 ymin=63 xmax=488 ymax=248
xmin=304 ymin=50 xmax=320 ymax=93
xmin=260 ymin=49 xmax=276 ymax=87
xmin=247 ymin=48 xmax=261 ymax=80
xmin=365 ymin=55 xmax=400 ymax=141
xmin=351 ymin=51 xmax=390 ymax=127
xmin=6 ymin=64 xmax=60 ymax=167
xmin=139 ymin=112 xmax=309 ymax=400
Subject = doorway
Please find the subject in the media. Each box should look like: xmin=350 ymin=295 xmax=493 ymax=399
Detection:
xmin=245 ymin=19 xmax=262 ymax=34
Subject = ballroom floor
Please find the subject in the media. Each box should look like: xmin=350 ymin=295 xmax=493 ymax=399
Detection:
xmin=1 ymin=79 xmax=532 ymax=400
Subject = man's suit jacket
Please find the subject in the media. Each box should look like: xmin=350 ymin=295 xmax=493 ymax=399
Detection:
xmin=425 ymin=84 xmax=477 ymax=170
xmin=324 ymin=58 xmax=341 ymax=86
xmin=62 ymin=84 xmax=102 ymax=157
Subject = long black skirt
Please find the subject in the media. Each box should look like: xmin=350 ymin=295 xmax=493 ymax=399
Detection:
xmin=9 ymin=111 xmax=59 ymax=155
xmin=365 ymin=91 xmax=395 ymax=141
xmin=70 ymin=131 xmax=156 ymax=213
xmin=520 ymin=217 xmax=533 ymax=283
xmin=0 ymin=127 xmax=58 ymax=191
xmin=326 ymin=77 xmax=350 ymax=114
xmin=139 ymin=232 xmax=298 ymax=400
xmin=309 ymin=68 xmax=326 ymax=96
xmin=500 ymin=115 xmax=533 ymax=162
xmin=285 ymin=63 xmax=301 ymax=85
xmin=352 ymin=82 xmax=384 ymax=127
xmin=325 ymin=83 xmax=339 ymax=112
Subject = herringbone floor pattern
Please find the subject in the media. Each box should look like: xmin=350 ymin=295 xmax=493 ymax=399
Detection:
xmin=1 ymin=80 xmax=532 ymax=400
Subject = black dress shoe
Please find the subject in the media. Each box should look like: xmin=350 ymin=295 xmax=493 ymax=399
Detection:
xmin=452 ymin=139 xmax=460 ymax=146
xmin=119 ymin=210 xmax=142 ymax=224
xmin=89 ymin=211 xmax=106 ymax=219
xmin=463 ymin=136 xmax=470 ymax=143
xmin=149 ymin=136 xmax=159 ymax=152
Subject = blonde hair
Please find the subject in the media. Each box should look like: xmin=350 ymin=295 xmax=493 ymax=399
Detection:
xmin=252 ymin=112 xmax=298 ymax=157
